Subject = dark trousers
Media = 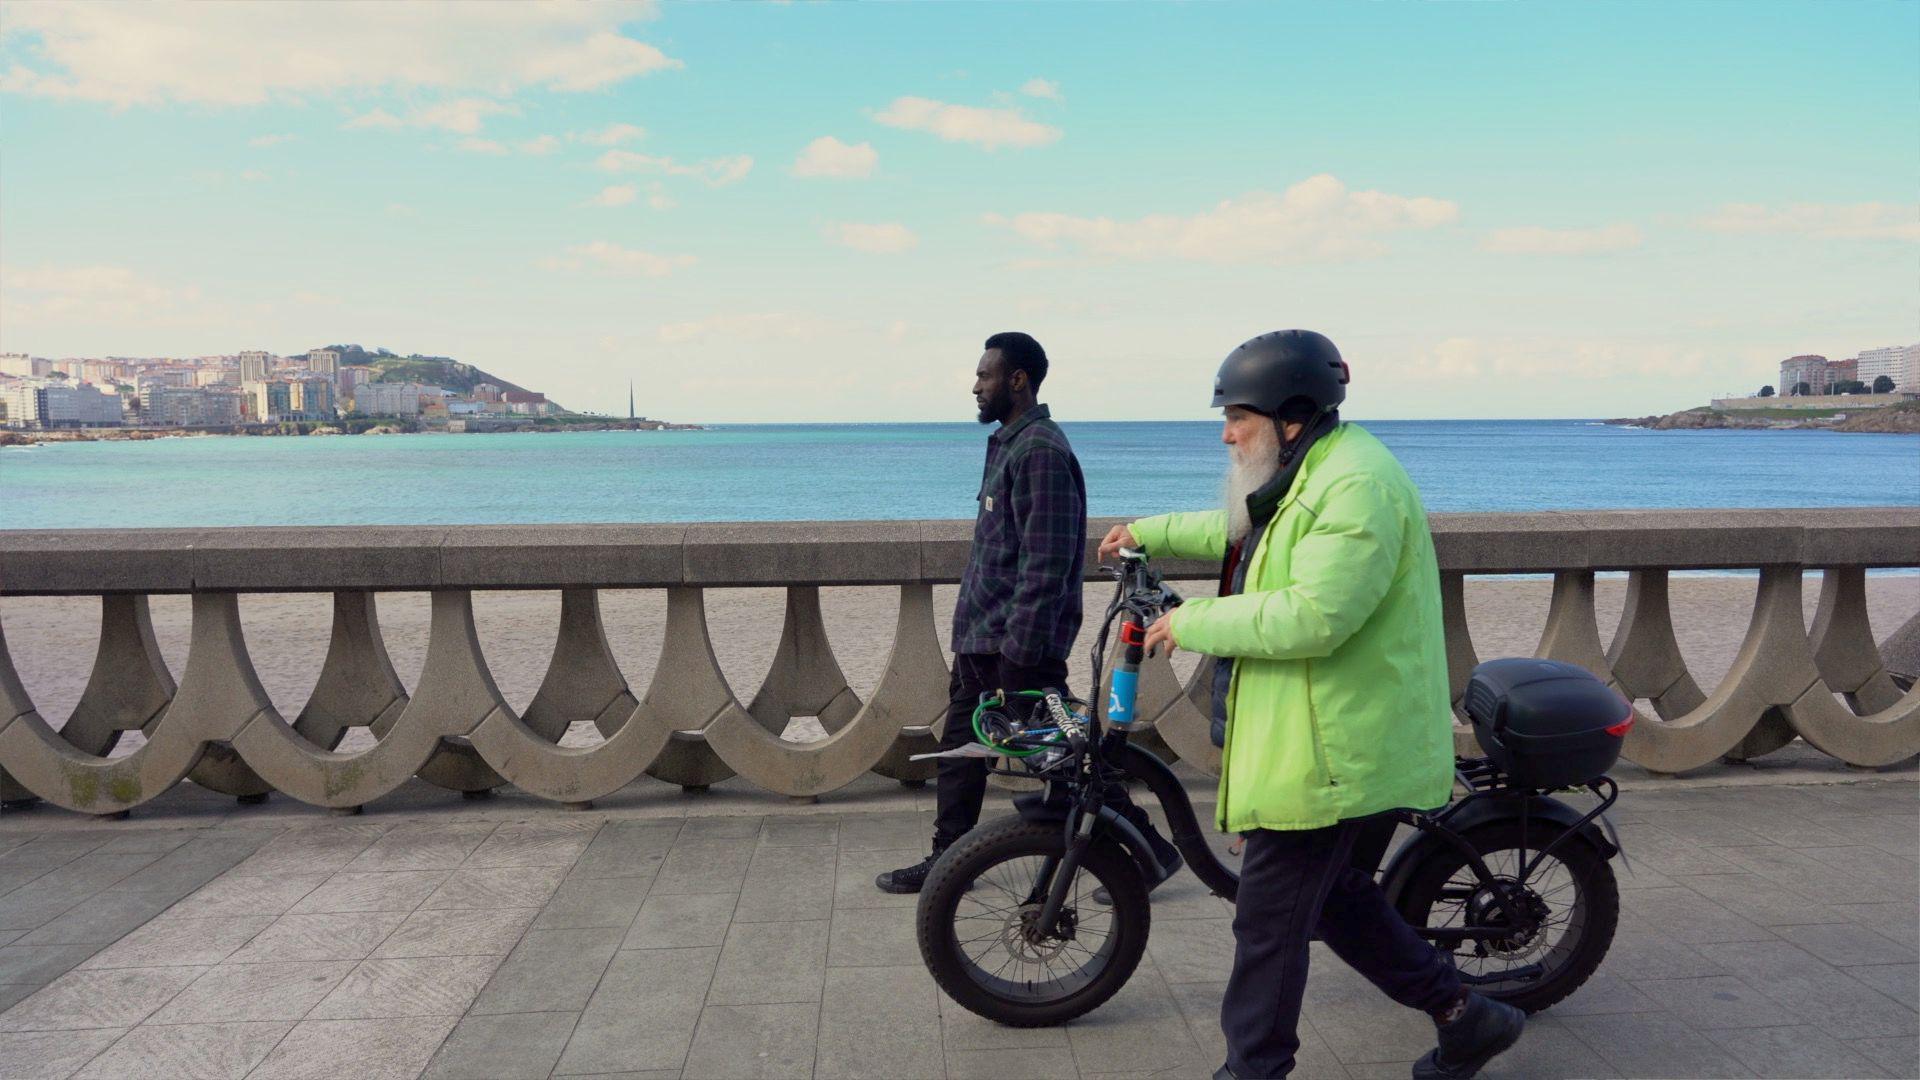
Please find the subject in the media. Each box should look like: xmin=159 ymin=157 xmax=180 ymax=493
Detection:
xmin=932 ymin=653 xmax=1172 ymax=858
xmin=1223 ymin=818 xmax=1461 ymax=1079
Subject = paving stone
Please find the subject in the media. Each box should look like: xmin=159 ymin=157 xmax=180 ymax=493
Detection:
xmin=938 ymin=995 xmax=1069 ymax=1052
xmin=425 ymin=1010 xmax=581 ymax=1079
xmin=111 ymin=835 xmax=268 ymax=899
xmin=1695 ymin=938 xmax=1919 ymax=1039
xmin=421 ymin=864 xmax=568 ymax=910
xmin=1644 ymin=809 xmax=1775 ymax=848
xmin=1561 ymin=1012 xmax=1751 ymax=1078
xmin=945 ymin=1047 xmax=1082 ymax=1079
xmin=825 ymin=904 xmax=918 ymax=968
xmin=553 ymin=946 xmax=718 ymax=1075
xmin=1633 ymin=974 xmax=1796 ymax=1030
xmin=536 ymin=874 xmax=652 ymax=930
xmin=1854 ymin=1034 xmax=1920 ymax=1077
xmin=0 ymin=839 xmax=103 ymax=870
xmin=682 ymin=1001 xmax=820 ymax=1080
xmin=249 ymin=1015 xmax=459 ymax=1080
xmin=148 ymin=960 xmax=358 ymax=1023
xmin=1548 ymin=970 xmax=1663 ymax=1016
xmin=1845 ymin=961 xmax=1917 ymax=1008
xmin=9 ymin=889 xmax=174 ymax=946
xmin=0 ymin=983 xmax=36 ymax=1013
xmin=0 ymin=1028 xmax=127 ymax=1080
xmin=1603 ymin=927 xmax=1731 ymax=981
xmin=465 ymin=820 xmax=599 ymax=868
xmin=832 ymin=848 xmax=922 ymax=911
xmin=340 ymin=821 xmax=498 ymax=873
xmin=1715 ymin=844 xmax=1903 ymax=904
xmin=1067 ymin=962 xmax=1210 ymax=1076
xmin=1834 ymin=901 xmax=1920 ymax=951
xmin=571 ymin=821 xmax=679 ymax=880
xmin=734 ymin=844 xmax=836 ymax=923
xmin=836 ymin=812 xmax=932 ymax=852
xmin=1147 ymin=917 xmax=1237 ymax=984
xmin=373 ymin=904 xmax=536 ymax=958
xmin=0 ymin=965 xmax=206 ymax=1031
xmin=287 ymin=870 xmax=451 ymax=914
xmin=227 ymin=910 xmax=407 ymax=963
xmin=761 ymin=817 xmax=840 ymax=848
xmin=0 ymin=943 xmax=101 ymax=986
xmin=1704 ymin=1023 xmax=1894 ymax=1079
xmin=91 ymin=829 xmax=201 ymax=855
xmin=707 ymin=919 xmax=828 ymax=1005
xmin=73 ymin=1019 xmax=293 ymax=1079
xmin=235 ymin=824 xmax=388 ymax=876
xmin=0 ymin=852 xmax=165 ymax=930
xmin=78 ymin=914 xmax=274 ymax=970
xmin=651 ymin=838 xmax=755 ymax=895
xmin=164 ymin=870 xmax=330 ymax=921
xmin=679 ymin=816 xmax=764 ymax=841
xmin=624 ymin=892 xmax=736 ymax=951
xmin=0 ymin=864 xmax=54 ymax=900
xmin=308 ymin=953 xmax=503 ymax=1018
xmin=1774 ymin=921 xmax=1910 ymax=967
xmin=1619 ymin=885 xmax=1778 ymax=944
xmin=472 ymin=926 xmax=623 ymax=1015
xmin=814 ymin=965 xmax=941 ymax=1079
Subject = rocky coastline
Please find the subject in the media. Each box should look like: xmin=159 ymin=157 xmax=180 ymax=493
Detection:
xmin=0 ymin=418 xmax=705 ymax=446
xmin=1607 ymin=401 xmax=1920 ymax=434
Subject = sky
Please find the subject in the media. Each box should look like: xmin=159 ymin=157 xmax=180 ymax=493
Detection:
xmin=1 ymin=1 xmax=1916 ymax=422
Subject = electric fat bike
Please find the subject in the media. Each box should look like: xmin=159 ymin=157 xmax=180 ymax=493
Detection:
xmin=915 ymin=550 xmax=1629 ymax=1027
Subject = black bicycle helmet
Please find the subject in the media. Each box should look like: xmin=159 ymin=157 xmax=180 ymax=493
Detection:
xmin=1211 ymin=330 xmax=1349 ymax=415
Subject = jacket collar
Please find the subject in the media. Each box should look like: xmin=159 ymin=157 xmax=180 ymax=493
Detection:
xmin=990 ymin=402 xmax=1051 ymax=444
xmin=1245 ymin=414 xmax=1340 ymax=529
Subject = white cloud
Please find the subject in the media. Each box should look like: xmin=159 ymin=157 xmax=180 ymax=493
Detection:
xmin=540 ymin=240 xmax=695 ymax=277
xmin=247 ymin=133 xmax=295 ymax=147
xmin=873 ymin=96 xmax=1060 ymax=150
xmin=1020 ymin=77 xmax=1062 ymax=101
xmin=647 ymin=184 xmax=675 ymax=210
xmin=0 ymin=1 xmax=678 ymax=107
xmin=1696 ymin=201 xmax=1920 ymax=241
xmin=0 ymin=263 xmax=213 ymax=336
xmin=1480 ymin=223 xmax=1643 ymax=255
xmin=347 ymin=97 xmax=517 ymax=134
xmin=823 ymin=222 xmax=918 ymax=254
xmin=986 ymin=174 xmax=1458 ymax=263
xmin=596 ymin=150 xmax=753 ymax=186
xmin=457 ymin=137 xmax=509 ymax=155
xmin=586 ymin=184 xmax=637 ymax=207
xmin=517 ymin=134 xmax=562 ymax=156
xmin=577 ymin=122 xmax=645 ymax=146
xmin=1396 ymin=337 xmax=1719 ymax=382
xmin=239 ymin=168 xmax=269 ymax=181
xmin=791 ymin=136 xmax=877 ymax=179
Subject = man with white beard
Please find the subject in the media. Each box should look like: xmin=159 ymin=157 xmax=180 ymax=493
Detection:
xmin=1100 ymin=331 xmax=1524 ymax=1080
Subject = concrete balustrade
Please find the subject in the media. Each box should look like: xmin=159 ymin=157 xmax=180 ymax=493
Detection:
xmin=1 ymin=510 xmax=1915 ymax=815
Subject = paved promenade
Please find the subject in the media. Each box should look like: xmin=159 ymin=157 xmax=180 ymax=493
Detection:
xmin=0 ymin=778 xmax=1914 ymax=1080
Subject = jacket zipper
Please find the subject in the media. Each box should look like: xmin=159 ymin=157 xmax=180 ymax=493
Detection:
xmin=1303 ymin=660 xmax=1337 ymax=787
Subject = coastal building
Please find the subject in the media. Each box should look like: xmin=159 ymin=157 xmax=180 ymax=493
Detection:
xmin=1827 ymin=357 xmax=1858 ymax=387
xmin=3 ymin=379 xmax=124 ymax=429
xmin=306 ymin=349 xmax=341 ymax=376
xmin=195 ymin=366 xmax=240 ymax=387
xmin=337 ymin=364 xmax=377 ymax=396
xmin=237 ymin=350 xmax=275 ymax=383
xmin=351 ymin=380 xmax=423 ymax=417
xmin=137 ymin=368 xmax=197 ymax=392
xmin=1855 ymin=343 xmax=1920 ymax=391
xmin=0 ymin=354 xmax=50 ymax=378
xmin=289 ymin=377 xmax=336 ymax=418
xmin=141 ymin=385 xmax=245 ymax=427
xmin=470 ymin=382 xmax=503 ymax=403
xmin=1779 ymin=354 xmax=1831 ymax=396
xmin=244 ymin=379 xmax=293 ymax=422
xmin=81 ymin=360 xmax=129 ymax=384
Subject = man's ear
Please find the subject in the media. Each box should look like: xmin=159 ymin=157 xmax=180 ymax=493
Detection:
xmin=1009 ymin=369 xmax=1029 ymax=393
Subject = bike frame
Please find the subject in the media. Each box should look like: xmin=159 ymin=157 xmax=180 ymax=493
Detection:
xmin=988 ymin=553 xmax=1619 ymax=954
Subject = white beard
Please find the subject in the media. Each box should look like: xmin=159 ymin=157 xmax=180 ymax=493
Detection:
xmin=1224 ymin=423 xmax=1282 ymax=543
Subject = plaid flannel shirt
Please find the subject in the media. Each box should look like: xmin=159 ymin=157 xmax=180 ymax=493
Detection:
xmin=952 ymin=404 xmax=1087 ymax=666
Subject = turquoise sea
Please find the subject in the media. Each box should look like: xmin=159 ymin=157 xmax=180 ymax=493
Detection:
xmin=1 ymin=421 xmax=1915 ymax=529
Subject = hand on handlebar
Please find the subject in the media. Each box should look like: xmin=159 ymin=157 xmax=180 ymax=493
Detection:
xmin=1098 ymin=524 xmax=1138 ymax=562
xmin=1143 ymin=611 xmax=1178 ymax=658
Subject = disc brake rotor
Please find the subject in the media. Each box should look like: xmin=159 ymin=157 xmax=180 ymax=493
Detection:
xmin=1001 ymin=903 xmax=1076 ymax=964
xmin=1466 ymin=877 xmax=1552 ymax=959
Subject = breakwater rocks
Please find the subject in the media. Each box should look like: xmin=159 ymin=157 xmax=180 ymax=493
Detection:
xmin=1609 ymin=402 xmax=1920 ymax=433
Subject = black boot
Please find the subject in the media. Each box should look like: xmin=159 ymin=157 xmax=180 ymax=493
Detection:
xmin=875 ymin=848 xmax=944 ymax=894
xmin=1411 ymin=993 xmax=1525 ymax=1079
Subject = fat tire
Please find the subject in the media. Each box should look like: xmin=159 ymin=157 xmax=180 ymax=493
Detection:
xmin=1394 ymin=822 xmax=1618 ymax=1015
xmin=917 ymin=814 xmax=1150 ymax=1027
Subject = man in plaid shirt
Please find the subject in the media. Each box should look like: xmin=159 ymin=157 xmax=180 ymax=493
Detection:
xmin=878 ymin=332 xmax=1181 ymax=894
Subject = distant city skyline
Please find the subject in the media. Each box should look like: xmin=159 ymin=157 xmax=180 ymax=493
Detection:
xmin=2 ymin=1 xmax=1916 ymax=422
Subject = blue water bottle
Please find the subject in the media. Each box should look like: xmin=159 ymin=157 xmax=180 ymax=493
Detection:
xmin=1107 ymin=615 xmax=1146 ymax=726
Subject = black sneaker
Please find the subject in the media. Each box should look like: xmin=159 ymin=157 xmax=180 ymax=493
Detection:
xmin=1092 ymin=848 xmax=1183 ymax=906
xmin=1411 ymin=993 xmax=1525 ymax=1079
xmin=875 ymin=849 xmax=944 ymax=894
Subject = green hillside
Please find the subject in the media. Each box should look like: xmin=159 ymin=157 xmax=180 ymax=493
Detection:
xmin=302 ymin=345 xmax=536 ymax=397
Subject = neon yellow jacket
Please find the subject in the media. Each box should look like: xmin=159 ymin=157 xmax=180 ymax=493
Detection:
xmin=1129 ymin=423 xmax=1453 ymax=832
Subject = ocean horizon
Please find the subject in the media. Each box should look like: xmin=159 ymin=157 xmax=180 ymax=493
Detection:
xmin=2 ymin=419 xmax=1915 ymax=530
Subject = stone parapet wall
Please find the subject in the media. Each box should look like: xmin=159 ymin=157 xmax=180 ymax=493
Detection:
xmin=0 ymin=509 xmax=1915 ymax=815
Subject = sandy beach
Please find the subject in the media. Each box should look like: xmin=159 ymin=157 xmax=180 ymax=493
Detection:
xmin=4 ymin=575 xmax=1914 ymax=762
